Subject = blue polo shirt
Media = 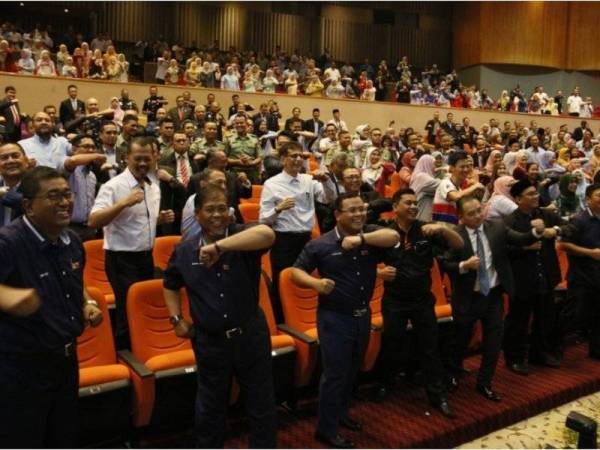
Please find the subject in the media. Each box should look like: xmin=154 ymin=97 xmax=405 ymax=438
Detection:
xmin=163 ymin=224 xmax=266 ymax=333
xmin=0 ymin=217 xmax=85 ymax=353
xmin=294 ymin=225 xmax=387 ymax=315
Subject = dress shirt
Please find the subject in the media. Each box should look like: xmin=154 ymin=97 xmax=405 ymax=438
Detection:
xmin=525 ymin=146 xmax=552 ymax=169
xmin=102 ymin=146 xmax=118 ymax=178
xmin=91 ymin=168 xmax=160 ymax=251
xmin=461 ymin=225 xmax=499 ymax=291
xmin=259 ymin=170 xmax=326 ymax=232
xmin=70 ymin=99 xmax=78 ymax=111
xmin=321 ymin=171 xmax=345 ymax=205
xmin=18 ymin=134 xmax=71 ymax=170
xmin=68 ymin=166 xmax=96 ymax=224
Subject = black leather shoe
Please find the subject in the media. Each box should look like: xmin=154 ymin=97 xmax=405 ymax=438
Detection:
xmin=433 ymin=399 xmax=456 ymax=419
xmin=456 ymin=366 xmax=471 ymax=377
xmin=340 ymin=417 xmax=362 ymax=431
xmin=506 ymin=361 xmax=529 ymax=376
xmin=374 ymin=385 xmax=388 ymax=402
xmin=315 ymin=431 xmax=355 ymax=449
xmin=530 ymin=354 xmax=561 ymax=368
xmin=447 ymin=376 xmax=459 ymax=393
xmin=476 ymin=385 xmax=502 ymax=402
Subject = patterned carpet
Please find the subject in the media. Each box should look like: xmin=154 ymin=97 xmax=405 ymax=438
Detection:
xmin=141 ymin=342 xmax=600 ymax=448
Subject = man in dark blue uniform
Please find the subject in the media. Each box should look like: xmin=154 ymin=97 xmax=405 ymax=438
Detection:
xmin=163 ymin=185 xmax=277 ymax=448
xmin=0 ymin=166 xmax=103 ymax=448
xmin=292 ymin=192 xmax=399 ymax=449
xmin=375 ymin=188 xmax=464 ymax=418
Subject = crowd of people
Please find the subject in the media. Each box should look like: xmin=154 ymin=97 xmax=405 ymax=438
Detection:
xmin=1 ymin=76 xmax=600 ymax=447
xmin=2 ymin=21 xmax=597 ymax=116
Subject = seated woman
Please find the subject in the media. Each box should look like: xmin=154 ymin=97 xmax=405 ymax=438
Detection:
xmin=557 ymin=173 xmax=581 ymax=218
xmin=361 ymin=148 xmax=395 ymax=197
xmin=484 ymin=175 xmax=517 ymax=220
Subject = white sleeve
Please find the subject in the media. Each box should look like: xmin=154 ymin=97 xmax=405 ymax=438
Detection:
xmin=313 ymin=179 xmax=327 ymax=204
xmin=90 ymin=182 xmax=115 ymax=214
xmin=259 ymin=181 xmax=278 ymax=225
xmin=439 ymin=179 xmax=457 ymax=202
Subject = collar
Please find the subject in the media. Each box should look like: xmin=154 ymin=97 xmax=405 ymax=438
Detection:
xmin=23 ymin=216 xmax=71 ymax=248
xmin=198 ymin=226 xmax=229 ymax=248
xmin=466 ymin=224 xmax=484 ymax=236
xmin=281 ymin=170 xmax=300 ymax=184
xmin=124 ymin=168 xmax=151 ymax=188
xmin=586 ymin=208 xmax=600 ymax=220
xmin=103 ymin=146 xmax=116 ymax=154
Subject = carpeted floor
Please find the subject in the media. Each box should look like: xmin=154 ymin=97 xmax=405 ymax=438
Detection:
xmin=139 ymin=342 xmax=600 ymax=449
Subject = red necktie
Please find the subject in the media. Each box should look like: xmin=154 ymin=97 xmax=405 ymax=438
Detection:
xmin=178 ymin=109 xmax=184 ymax=121
xmin=179 ymin=155 xmax=189 ymax=187
xmin=10 ymin=105 xmax=19 ymax=126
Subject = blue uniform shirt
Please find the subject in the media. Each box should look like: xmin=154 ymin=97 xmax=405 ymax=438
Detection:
xmin=562 ymin=208 xmax=600 ymax=288
xmin=163 ymin=224 xmax=266 ymax=333
xmin=294 ymin=225 xmax=387 ymax=314
xmin=0 ymin=216 xmax=85 ymax=353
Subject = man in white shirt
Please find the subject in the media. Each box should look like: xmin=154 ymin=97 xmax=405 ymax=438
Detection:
xmin=260 ymin=141 xmax=327 ymax=321
xmin=327 ymin=109 xmax=348 ymax=133
xmin=18 ymin=112 xmax=71 ymax=170
xmin=567 ymin=87 xmax=583 ymax=117
xmin=323 ymin=61 xmax=341 ymax=84
xmin=88 ymin=137 xmax=175 ymax=348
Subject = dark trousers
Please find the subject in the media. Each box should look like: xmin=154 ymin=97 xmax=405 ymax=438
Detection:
xmin=192 ymin=310 xmax=277 ymax=448
xmin=571 ymin=282 xmax=600 ymax=358
xmin=105 ymin=250 xmax=154 ymax=349
xmin=270 ymin=231 xmax=311 ymax=322
xmin=0 ymin=348 xmax=79 ymax=448
xmin=317 ymin=309 xmax=370 ymax=439
xmin=378 ymin=297 xmax=447 ymax=401
xmin=504 ymin=291 xmax=555 ymax=363
xmin=453 ymin=287 xmax=504 ymax=388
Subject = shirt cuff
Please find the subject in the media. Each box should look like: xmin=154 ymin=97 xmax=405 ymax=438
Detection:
xmin=531 ymin=228 xmax=543 ymax=239
xmin=459 ymin=261 xmax=468 ymax=274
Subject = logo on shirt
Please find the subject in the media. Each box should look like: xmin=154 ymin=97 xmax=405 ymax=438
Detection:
xmin=361 ymin=249 xmax=369 ymax=256
xmin=71 ymin=260 xmax=81 ymax=270
xmin=222 ymin=264 xmax=230 ymax=271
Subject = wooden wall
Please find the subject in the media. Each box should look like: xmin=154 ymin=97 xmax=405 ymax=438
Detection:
xmin=453 ymin=2 xmax=600 ymax=71
xmin=4 ymin=73 xmax=596 ymax=135
xmin=96 ymin=2 xmax=173 ymax=43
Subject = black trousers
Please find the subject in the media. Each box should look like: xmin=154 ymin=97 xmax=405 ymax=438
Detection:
xmin=269 ymin=231 xmax=311 ymax=322
xmin=571 ymin=282 xmax=600 ymax=358
xmin=453 ymin=287 xmax=504 ymax=388
xmin=504 ymin=291 xmax=555 ymax=363
xmin=378 ymin=296 xmax=447 ymax=401
xmin=192 ymin=310 xmax=277 ymax=448
xmin=317 ymin=309 xmax=370 ymax=439
xmin=0 ymin=347 xmax=79 ymax=448
xmin=105 ymin=250 xmax=154 ymax=349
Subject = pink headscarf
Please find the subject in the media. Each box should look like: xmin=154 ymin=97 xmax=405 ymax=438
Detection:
xmin=483 ymin=175 xmax=516 ymax=218
xmin=409 ymin=154 xmax=436 ymax=194
xmin=484 ymin=149 xmax=502 ymax=175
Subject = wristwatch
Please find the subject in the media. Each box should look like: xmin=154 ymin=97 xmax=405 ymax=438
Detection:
xmin=169 ymin=314 xmax=183 ymax=326
xmin=85 ymin=299 xmax=99 ymax=307
xmin=553 ymin=226 xmax=561 ymax=236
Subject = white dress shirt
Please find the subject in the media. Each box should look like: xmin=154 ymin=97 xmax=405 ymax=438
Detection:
xmin=19 ymin=134 xmax=71 ymax=170
xmin=91 ymin=168 xmax=161 ymax=251
xmin=259 ymin=170 xmax=326 ymax=232
xmin=461 ymin=225 xmax=499 ymax=292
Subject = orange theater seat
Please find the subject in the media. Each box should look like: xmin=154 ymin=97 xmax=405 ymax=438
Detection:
xmin=431 ymin=259 xmax=453 ymax=322
xmin=311 ymin=216 xmax=321 ymax=239
xmin=258 ymin=273 xmax=296 ymax=403
xmin=240 ymin=184 xmax=263 ymax=204
xmin=556 ymin=244 xmax=569 ymax=292
xmin=77 ymin=287 xmax=131 ymax=446
xmin=124 ymin=280 xmax=197 ymax=428
xmin=262 ymin=251 xmax=273 ymax=282
xmin=362 ymin=275 xmax=384 ymax=372
xmin=153 ymin=235 xmax=182 ymax=273
xmin=389 ymin=172 xmax=402 ymax=196
xmin=83 ymin=239 xmax=115 ymax=308
xmin=239 ymin=202 xmax=260 ymax=224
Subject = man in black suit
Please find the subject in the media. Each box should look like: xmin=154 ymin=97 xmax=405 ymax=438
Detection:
xmin=441 ymin=112 xmax=459 ymax=143
xmin=252 ymin=103 xmax=279 ymax=132
xmin=188 ymin=148 xmax=252 ymax=223
xmin=59 ymin=85 xmax=85 ymax=127
xmin=0 ymin=86 xmax=23 ymax=143
xmin=167 ymin=95 xmax=194 ymax=131
xmin=0 ymin=142 xmax=27 ymax=226
xmin=443 ymin=196 xmax=545 ymax=401
xmin=503 ymin=179 xmax=571 ymax=374
xmin=303 ymin=108 xmax=324 ymax=135
xmin=572 ymin=120 xmax=592 ymax=143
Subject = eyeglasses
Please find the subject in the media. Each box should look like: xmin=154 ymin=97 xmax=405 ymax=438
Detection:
xmin=77 ymin=144 xmax=96 ymax=149
xmin=202 ymin=205 xmax=228 ymax=215
xmin=339 ymin=206 xmax=368 ymax=214
xmin=35 ymin=190 xmax=75 ymax=203
xmin=286 ymin=154 xmax=303 ymax=160
xmin=343 ymin=175 xmax=361 ymax=181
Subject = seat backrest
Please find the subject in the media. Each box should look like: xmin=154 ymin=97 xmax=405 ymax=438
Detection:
xmin=279 ymin=267 xmax=318 ymax=333
xmin=261 ymin=251 xmax=272 ymax=282
xmin=240 ymin=184 xmax=263 ymax=204
xmin=153 ymin=235 xmax=182 ymax=271
xmin=311 ymin=216 xmax=321 ymax=239
xmin=77 ymin=287 xmax=117 ymax=368
xmin=370 ymin=275 xmax=384 ymax=316
xmin=127 ymin=279 xmax=192 ymax=363
xmin=83 ymin=239 xmax=114 ymax=300
xmin=259 ymin=273 xmax=277 ymax=335
xmin=431 ymin=258 xmax=448 ymax=306
xmin=556 ymin=244 xmax=569 ymax=281
xmin=238 ymin=203 xmax=260 ymax=224
xmin=389 ymin=171 xmax=402 ymax=194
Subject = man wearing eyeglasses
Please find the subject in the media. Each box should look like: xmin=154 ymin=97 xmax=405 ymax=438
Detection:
xmin=0 ymin=166 xmax=103 ymax=448
xmin=291 ymin=192 xmax=399 ymax=449
xmin=374 ymin=188 xmax=463 ymax=419
xmin=259 ymin=141 xmax=328 ymax=322
xmin=0 ymin=142 xmax=30 ymax=227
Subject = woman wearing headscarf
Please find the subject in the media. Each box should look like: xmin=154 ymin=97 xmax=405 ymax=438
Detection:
xmin=431 ymin=151 xmax=449 ymax=179
xmin=17 ymin=48 xmax=35 ymax=75
xmin=361 ymin=148 xmax=395 ymax=196
xmin=557 ymin=147 xmax=572 ymax=169
xmin=558 ymin=174 xmax=581 ymax=218
xmin=589 ymin=144 xmax=600 ymax=178
xmin=484 ymin=176 xmax=518 ymax=220
xmin=409 ymin=154 xmax=441 ymax=221
xmin=483 ymin=149 xmax=502 ymax=177
xmin=397 ymin=151 xmax=416 ymax=190
xmin=109 ymin=97 xmax=124 ymax=128
xmin=571 ymin=169 xmax=590 ymax=211
xmin=352 ymin=124 xmax=371 ymax=168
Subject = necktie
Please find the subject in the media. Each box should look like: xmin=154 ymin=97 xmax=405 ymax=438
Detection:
xmin=10 ymin=105 xmax=20 ymax=126
xmin=179 ymin=155 xmax=189 ymax=187
xmin=475 ymin=228 xmax=491 ymax=296
xmin=179 ymin=109 xmax=184 ymax=121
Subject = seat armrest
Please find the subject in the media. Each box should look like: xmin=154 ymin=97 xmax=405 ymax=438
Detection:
xmin=277 ymin=324 xmax=318 ymax=345
xmin=118 ymin=350 xmax=154 ymax=378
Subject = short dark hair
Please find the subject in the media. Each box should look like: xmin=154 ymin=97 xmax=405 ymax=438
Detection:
xmin=127 ymin=137 xmax=153 ymax=154
xmin=122 ymin=114 xmax=138 ymax=125
xmin=158 ymin=117 xmax=174 ymax=127
xmin=332 ymin=108 xmax=340 ymax=114
xmin=100 ymin=120 xmax=118 ymax=132
xmin=312 ymin=108 xmax=320 ymax=113
xmin=0 ymin=142 xmax=25 ymax=156
xmin=194 ymin=184 xmax=227 ymax=210
xmin=276 ymin=130 xmax=298 ymax=142
xmin=181 ymin=119 xmax=195 ymax=129
xmin=206 ymin=148 xmax=226 ymax=164
xmin=71 ymin=134 xmax=95 ymax=147
xmin=585 ymin=183 xmax=600 ymax=198
xmin=43 ymin=104 xmax=56 ymax=112
xmin=456 ymin=195 xmax=480 ymax=214
xmin=20 ymin=166 xmax=65 ymax=200
xmin=392 ymin=188 xmax=416 ymax=204
xmin=278 ymin=141 xmax=303 ymax=158
xmin=448 ymin=151 xmax=469 ymax=166
xmin=334 ymin=192 xmax=360 ymax=212
xmin=526 ymin=162 xmax=539 ymax=171
xmin=4 ymin=86 xmax=15 ymax=93
xmin=67 ymin=84 xmax=77 ymax=91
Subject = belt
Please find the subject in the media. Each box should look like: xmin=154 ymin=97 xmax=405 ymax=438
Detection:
xmin=352 ymin=308 xmax=368 ymax=317
xmin=321 ymin=305 xmax=370 ymax=317
xmin=0 ymin=342 xmax=75 ymax=360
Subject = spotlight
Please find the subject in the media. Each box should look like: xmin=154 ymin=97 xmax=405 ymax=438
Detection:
xmin=64 ymin=8 xmax=69 ymax=12
xmin=565 ymin=411 xmax=597 ymax=449
xmin=19 ymin=2 xmax=24 ymax=6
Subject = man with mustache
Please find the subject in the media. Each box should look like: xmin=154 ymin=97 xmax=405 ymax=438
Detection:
xmin=89 ymin=137 xmax=174 ymax=349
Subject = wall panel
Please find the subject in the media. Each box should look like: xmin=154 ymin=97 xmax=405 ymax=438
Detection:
xmin=566 ymin=2 xmax=600 ymax=70
xmin=98 ymin=2 xmax=173 ymax=43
